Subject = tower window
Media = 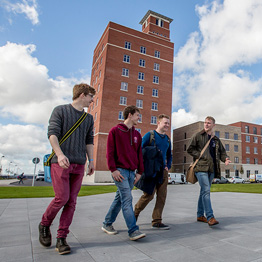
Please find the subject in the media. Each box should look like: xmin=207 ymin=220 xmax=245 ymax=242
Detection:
xmin=125 ymin=41 xmax=131 ymax=49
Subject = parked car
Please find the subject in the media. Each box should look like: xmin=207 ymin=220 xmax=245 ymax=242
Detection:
xmin=212 ymin=176 xmax=229 ymax=184
xmin=36 ymin=171 xmax=45 ymax=181
xmin=168 ymin=173 xmax=186 ymax=184
xmin=228 ymin=176 xmax=245 ymax=184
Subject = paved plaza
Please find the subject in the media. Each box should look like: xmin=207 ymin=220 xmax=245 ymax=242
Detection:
xmin=0 ymin=182 xmax=262 ymax=262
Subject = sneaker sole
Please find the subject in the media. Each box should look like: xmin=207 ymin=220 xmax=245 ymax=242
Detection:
xmin=55 ymin=248 xmax=71 ymax=255
xmin=129 ymin=233 xmax=146 ymax=241
xmin=151 ymin=226 xmax=170 ymax=230
xmin=101 ymin=227 xmax=117 ymax=235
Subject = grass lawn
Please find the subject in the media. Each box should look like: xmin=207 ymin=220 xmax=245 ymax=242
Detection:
xmin=211 ymin=183 xmax=262 ymax=194
xmin=0 ymin=185 xmax=117 ymax=199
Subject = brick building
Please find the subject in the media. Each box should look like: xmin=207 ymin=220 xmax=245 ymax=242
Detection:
xmin=172 ymin=121 xmax=242 ymax=178
xmin=229 ymin=122 xmax=262 ymax=177
xmin=84 ymin=11 xmax=174 ymax=182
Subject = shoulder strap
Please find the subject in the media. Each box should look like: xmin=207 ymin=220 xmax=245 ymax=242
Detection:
xmin=191 ymin=136 xmax=213 ymax=168
xmin=44 ymin=111 xmax=88 ymax=166
xmin=149 ymin=130 xmax=155 ymax=145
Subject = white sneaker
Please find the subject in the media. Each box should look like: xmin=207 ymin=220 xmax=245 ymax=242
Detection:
xmin=101 ymin=225 xmax=118 ymax=235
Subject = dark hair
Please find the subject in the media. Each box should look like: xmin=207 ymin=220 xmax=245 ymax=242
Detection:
xmin=73 ymin=83 xmax=96 ymax=100
xmin=123 ymin=105 xmax=140 ymax=120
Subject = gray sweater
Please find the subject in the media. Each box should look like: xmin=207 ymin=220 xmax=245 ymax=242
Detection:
xmin=48 ymin=104 xmax=94 ymax=165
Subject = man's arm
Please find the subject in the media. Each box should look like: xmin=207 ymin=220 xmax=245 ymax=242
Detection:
xmin=187 ymin=134 xmax=201 ymax=159
xmin=86 ymin=144 xmax=94 ymax=176
xmin=49 ymin=135 xmax=70 ymax=169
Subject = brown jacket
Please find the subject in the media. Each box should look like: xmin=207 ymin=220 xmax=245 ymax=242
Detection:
xmin=187 ymin=129 xmax=228 ymax=178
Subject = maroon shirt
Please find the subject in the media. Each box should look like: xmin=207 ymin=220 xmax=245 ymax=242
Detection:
xmin=107 ymin=123 xmax=144 ymax=174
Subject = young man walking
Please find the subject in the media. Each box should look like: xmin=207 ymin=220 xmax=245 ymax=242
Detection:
xmin=102 ymin=105 xmax=146 ymax=241
xmin=39 ymin=83 xmax=95 ymax=255
xmin=134 ymin=114 xmax=172 ymax=230
xmin=187 ymin=116 xmax=231 ymax=226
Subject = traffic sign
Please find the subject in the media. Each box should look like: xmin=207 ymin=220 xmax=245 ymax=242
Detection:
xmin=32 ymin=157 xmax=40 ymax=164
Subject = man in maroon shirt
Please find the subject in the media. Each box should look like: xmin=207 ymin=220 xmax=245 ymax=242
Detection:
xmin=101 ymin=105 xmax=146 ymax=241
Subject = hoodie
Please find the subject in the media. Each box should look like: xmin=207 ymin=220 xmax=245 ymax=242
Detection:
xmin=107 ymin=123 xmax=144 ymax=174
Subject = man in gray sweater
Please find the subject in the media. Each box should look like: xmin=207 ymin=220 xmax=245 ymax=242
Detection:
xmin=39 ymin=83 xmax=95 ymax=255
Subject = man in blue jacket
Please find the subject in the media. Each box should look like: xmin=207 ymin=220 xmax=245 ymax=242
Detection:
xmin=134 ymin=114 xmax=172 ymax=230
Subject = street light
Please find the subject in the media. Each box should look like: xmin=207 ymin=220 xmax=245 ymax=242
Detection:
xmin=8 ymin=161 xmax=12 ymax=179
xmin=0 ymin=155 xmax=5 ymax=175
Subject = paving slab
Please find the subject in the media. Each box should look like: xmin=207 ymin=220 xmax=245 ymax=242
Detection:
xmin=0 ymin=184 xmax=262 ymax=261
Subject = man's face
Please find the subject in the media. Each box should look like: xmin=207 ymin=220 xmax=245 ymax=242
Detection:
xmin=204 ymin=118 xmax=215 ymax=133
xmin=130 ymin=112 xmax=140 ymax=125
xmin=84 ymin=93 xmax=94 ymax=107
xmin=158 ymin=118 xmax=170 ymax=132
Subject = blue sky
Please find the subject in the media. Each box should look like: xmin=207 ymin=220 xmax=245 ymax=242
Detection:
xmin=0 ymin=0 xmax=261 ymax=174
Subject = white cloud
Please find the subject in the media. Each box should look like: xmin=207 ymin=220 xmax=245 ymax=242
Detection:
xmin=173 ymin=0 xmax=262 ymax=128
xmin=0 ymin=41 xmax=91 ymax=174
xmin=3 ymin=0 xmax=39 ymax=25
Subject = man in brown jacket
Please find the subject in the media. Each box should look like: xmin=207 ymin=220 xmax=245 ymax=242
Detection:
xmin=187 ymin=116 xmax=231 ymax=226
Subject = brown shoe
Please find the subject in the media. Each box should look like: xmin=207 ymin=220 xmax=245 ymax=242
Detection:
xmin=208 ymin=217 xmax=219 ymax=226
xmin=197 ymin=216 xmax=207 ymax=223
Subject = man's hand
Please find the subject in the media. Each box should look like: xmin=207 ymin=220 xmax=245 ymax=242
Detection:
xmin=112 ymin=170 xmax=124 ymax=182
xmin=134 ymin=173 xmax=142 ymax=185
xmin=225 ymin=158 xmax=231 ymax=166
xmin=87 ymin=162 xmax=95 ymax=176
xmin=57 ymin=154 xmax=70 ymax=169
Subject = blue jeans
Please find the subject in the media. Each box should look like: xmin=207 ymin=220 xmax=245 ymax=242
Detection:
xmin=195 ymin=172 xmax=214 ymax=221
xmin=103 ymin=168 xmax=139 ymax=235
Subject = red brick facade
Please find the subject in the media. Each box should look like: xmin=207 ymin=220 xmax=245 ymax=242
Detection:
xmin=87 ymin=11 xmax=174 ymax=182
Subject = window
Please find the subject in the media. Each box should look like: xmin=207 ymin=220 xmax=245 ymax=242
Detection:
xmin=254 ymin=137 xmax=258 ymax=143
xmin=152 ymin=89 xmax=158 ymax=97
xmin=184 ymin=144 xmax=186 ymax=151
xmin=138 ymin=72 xmax=144 ymax=80
xmin=94 ymin=112 xmax=97 ymax=121
xmin=234 ymin=145 xmax=238 ymax=152
xmin=140 ymin=46 xmax=146 ymax=54
xmin=246 ymin=146 xmax=250 ymax=153
xmin=246 ymin=158 xmax=250 ymax=164
xmin=245 ymin=125 xmax=249 ymax=133
xmin=119 ymin=96 xmax=127 ymax=105
xmin=122 ymin=68 xmax=129 ymax=77
xmin=136 ymin=99 xmax=143 ymax=108
xmin=153 ymin=76 xmax=159 ymax=84
xmin=246 ymin=135 xmax=250 ymax=142
xmin=247 ymin=170 xmax=250 ymax=178
xmin=99 ymin=70 xmax=101 ymax=78
xmin=151 ymin=116 xmax=157 ymax=125
xmin=139 ymin=59 xmax=145 ymax=67
xmin=183 ymin=156 xmax=186 ymax=163
xmin=254 ymin=158 xmax=258 ymax=164
xmin=225 ymin=144 xmax=229 ymax=151
xmin=97 ymin=84 xmax=100 ymax=93
xmin=118 ymin=111 xmax=124 ymax=120
xmin=96 ymin=98 xmax=98 ymax=106
xmin=225 ymin=132 xmax=229 ymax=139
xmin=138 ymin=114 xmax=142 ymax=123
xmin=156 ymin=18 xmax=163 ymax=27
xmin=184 ymin=133 xmax=187 ymax=139
xmin=137 ymin=85 xmax=144 ymax=94
xmin=155 ymin=50 xmax=160 ymax=58
xmin=234 ymin=157 xmax=239 ymax=163
xmin=123 ymin=55 xmax=130 ymax=63
xmin=253 ymin=127 xmax=257 ymax=134
xmin=152 ymin=102 xmax=158 ymax=111
xmin=154 ymin=63 xmax=160 ymax=71
xmin=100 ymin=57 xmax=103 ymax=64
xmin=125 ymin=41 xmax=131 ymax=49
xmin=121 ymin=82 xmax=128 ymax=91
xmin=234 ymin=133 xmax=238 ymax=140
xmin=215 ymin=131 xmax=220 ymax=138
xmin=254 ymin=147 xmax=258 ymax=154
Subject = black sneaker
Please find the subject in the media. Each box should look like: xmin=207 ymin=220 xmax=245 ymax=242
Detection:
xmin=55 ymin=238 xmax=71 ymax=255
xmin=39 ymin=223 xmax=51 ymax=247
xmin=152 ymin=223 xmax=170 ymax=230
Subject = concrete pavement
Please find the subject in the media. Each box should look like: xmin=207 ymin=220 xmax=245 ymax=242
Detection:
xmin=1 ymin=183 xmax=262 ymax=262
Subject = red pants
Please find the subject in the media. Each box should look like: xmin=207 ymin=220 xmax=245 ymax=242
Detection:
xmin=41 ymin=163 xmax=84 ymax=238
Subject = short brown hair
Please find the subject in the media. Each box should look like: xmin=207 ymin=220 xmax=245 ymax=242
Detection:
xmin=73 ymin=83 xmax=96 ymax=100
xmin=205 ymin=116 xmax=215 ymax=124
xmin=157 ymin=114 xmax=170 ymax=121
xmin=123 ymin=105 xmax=140 ymax=120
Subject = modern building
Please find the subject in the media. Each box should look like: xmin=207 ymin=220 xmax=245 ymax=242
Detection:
xmin=84 ymin=11 xmax=174 ymax=182
xmin=229 ymin=122 xmax=262 ymax=177
xmin=172 ymin=121 xmax=243 ymax=178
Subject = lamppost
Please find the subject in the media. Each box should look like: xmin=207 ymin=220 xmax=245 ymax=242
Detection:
xmin=8 ymin=161 xmax=12 ymax=179
xmin=0 ymin=155 xmax=5 ymax=176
